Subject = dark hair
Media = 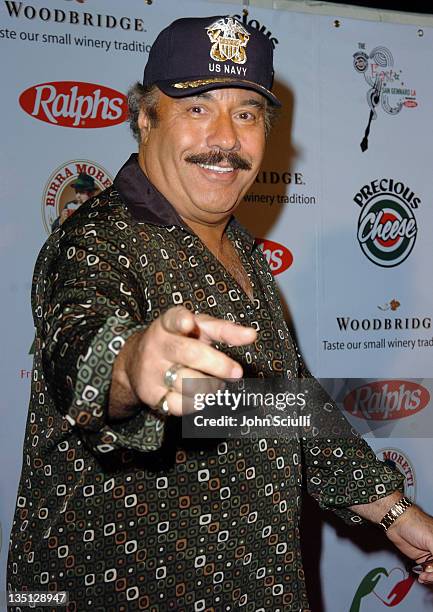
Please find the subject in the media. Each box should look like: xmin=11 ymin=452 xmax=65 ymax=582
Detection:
xmin=127 ymin=82 xmax=160 ymax=144
xmin=263 ymin=102 xmax=279 ymax=137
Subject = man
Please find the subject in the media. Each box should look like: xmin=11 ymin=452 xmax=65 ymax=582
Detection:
xmin=70 ymin=172 xmax=97 ymax=206
xmin=8 ymin=15 xmax=433 ymax=611
xmin=51 ymin=173 xmax=97 ymax=231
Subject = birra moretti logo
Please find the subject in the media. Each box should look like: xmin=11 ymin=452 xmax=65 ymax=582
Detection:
xmin=376 ymin=448 xmax=416 ymax=500
xmin=42 ymin=159 xmax=113 ymax=233
xmin=19 ymin=81 xmax=127 ymax=128
xmin=354 ymin=178 xmax=420 ymax=267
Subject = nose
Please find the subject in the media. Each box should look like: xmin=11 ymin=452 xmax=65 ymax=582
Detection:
xmin=206 ymin=111 xmax=240 ymax=152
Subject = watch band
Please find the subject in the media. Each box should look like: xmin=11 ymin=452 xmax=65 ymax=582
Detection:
xmin=379 ymin=496 xmax=413 ymax=531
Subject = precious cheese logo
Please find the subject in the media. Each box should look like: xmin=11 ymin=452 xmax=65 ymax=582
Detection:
xmin=354 ymin=178 xmax=420 ymax=267
xmin=231 ymin=12 xmax=278 ymax=48
xmin=19 ymin=82 xmax=127 ymax=128
xmin=256 ymin=239 xmax=293 ymax=275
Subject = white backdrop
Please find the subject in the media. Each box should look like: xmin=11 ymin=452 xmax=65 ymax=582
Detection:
xmin=1 ymin=0 xmax=433 ymax=610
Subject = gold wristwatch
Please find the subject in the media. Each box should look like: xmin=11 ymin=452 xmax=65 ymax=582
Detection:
xmin=379 ymin=496 xmax=413 ymax=531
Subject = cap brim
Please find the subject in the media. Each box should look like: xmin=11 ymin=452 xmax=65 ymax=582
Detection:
xmin=155 ymin=77 xmax=282 ymax=107
xmin=71 ymin=184 xmax=95 ymax=191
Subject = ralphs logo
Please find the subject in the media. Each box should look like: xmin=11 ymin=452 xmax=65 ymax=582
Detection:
xmin=19 ymin=81 xmax=127 ymax=128
xmin=343 ymin=380 xmax=429 ymax=420
xmin=256 ymin=238 xmax=293 ymax=275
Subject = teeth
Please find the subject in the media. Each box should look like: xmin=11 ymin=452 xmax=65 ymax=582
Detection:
xmin=198 ymin=163 xmax=234 ymax=173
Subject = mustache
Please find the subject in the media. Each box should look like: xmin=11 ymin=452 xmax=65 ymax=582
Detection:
xmin=185 ymin=151 xmax=252 ymax=171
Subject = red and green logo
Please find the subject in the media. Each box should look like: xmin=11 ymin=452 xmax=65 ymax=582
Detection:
xmin=354 ymin=179 xmax=420 ymax=268
xmin=357 ymin=198 xmax=417 ymax=267
xmin=350 ymin=566 xmax=415 ymax=611
xmin=256 ymin=238 xmax=293 ymax=275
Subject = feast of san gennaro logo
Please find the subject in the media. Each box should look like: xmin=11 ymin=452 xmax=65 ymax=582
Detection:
xmin=42 ymin=160 xmax=113 ymax=233
xmin=19 ymin=82 xmax=127 ymax=128
xmin=256 ymin=239 xmax=293 ymax=275
xmin=354 ymin=178 xmax=420 ymax=267
xmin=376 ymin=448 xmax=416 ymax=500
xmin=343 ymin=380 xmax=429 ymax=421
xmin=353 ymin=44 xmax=417 ymax=152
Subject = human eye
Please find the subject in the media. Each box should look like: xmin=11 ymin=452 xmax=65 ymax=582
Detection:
xmin=187 ymin=104 xmax=206 ymax=116
xmin=237 ymin=110 xmax=258 ymax=122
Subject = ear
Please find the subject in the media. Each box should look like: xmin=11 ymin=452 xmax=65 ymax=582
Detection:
xmin=138 ymin=108 xmax=152 ymax=144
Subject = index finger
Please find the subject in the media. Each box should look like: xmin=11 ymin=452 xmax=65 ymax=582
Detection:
xmin=194 ymin=313 xmax=257 ymax=346
xmin=161 ymin=307 xmax=257 ymax=347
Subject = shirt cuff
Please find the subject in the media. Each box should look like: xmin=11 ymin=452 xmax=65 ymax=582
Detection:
xmin=66 ymin=315 xmax=166 ymax=454
xmin=318 ymin=455 xmax=405 ymax=526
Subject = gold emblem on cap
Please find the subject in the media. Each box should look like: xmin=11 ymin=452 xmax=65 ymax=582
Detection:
xmin=172 ymin=77 xmax=271 ymax=95
xmin=206 ymin=17 xmax=250 ymax=65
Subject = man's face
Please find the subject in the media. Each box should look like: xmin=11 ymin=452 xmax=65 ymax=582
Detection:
xmin=75 ymin=190 xmax=91 ymax=205
xmin=138 ymin=88 xmax=267 ymax=226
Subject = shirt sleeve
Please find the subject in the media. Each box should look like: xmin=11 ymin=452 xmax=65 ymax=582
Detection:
xmin=34 ymin=200 xmax=166 ymax=456
xmin=296 ymin=351 xmax=405 ymax=526
xmin=248 ymin=242 xmax=405 ymax=524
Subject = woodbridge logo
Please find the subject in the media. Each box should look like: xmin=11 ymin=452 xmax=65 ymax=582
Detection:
xmin=354 ymin=178 xmax=420 ymax=267
xmin=343 ymin=380 xmax=429 ymax=420
xmin=4 ymin=1 xmax=147 ymax=31
xmin=19 ymin=82 xmax=127 ymax=128
xmin=256 ymin=239 xmax=293 ymax=275
xmin=336 ymin=316 xmax=431 ymax=331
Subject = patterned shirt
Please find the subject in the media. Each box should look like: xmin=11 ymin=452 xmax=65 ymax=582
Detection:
xmin=8 ymin=155 xmax=404 ymax=612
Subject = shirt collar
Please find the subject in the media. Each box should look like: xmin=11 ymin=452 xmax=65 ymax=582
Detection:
xmin=114 ymin=153 xmax=256 ymax=253
xmin=113 ymin=153 xmax=184 ymax=227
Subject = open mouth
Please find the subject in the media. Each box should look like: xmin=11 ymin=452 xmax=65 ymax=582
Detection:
xmin=197 ymin=163 xmax=235 ymax=174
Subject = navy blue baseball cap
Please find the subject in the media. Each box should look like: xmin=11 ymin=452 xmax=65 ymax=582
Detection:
xmin=143 ymin=16 xmax=281 ymax=107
